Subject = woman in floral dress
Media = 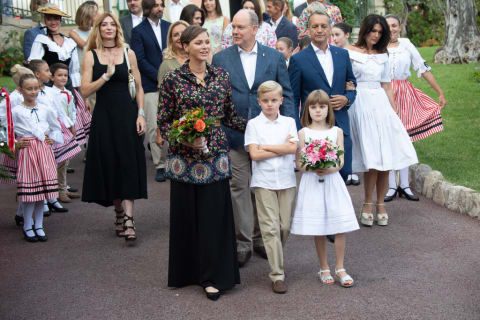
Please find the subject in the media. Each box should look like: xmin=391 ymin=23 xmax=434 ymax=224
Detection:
xmin=158 ymin=26 xmax=246 ymax=301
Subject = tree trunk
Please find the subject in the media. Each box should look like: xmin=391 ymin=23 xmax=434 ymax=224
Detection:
xmin=434 ymin=0 xmax=480 ymax=64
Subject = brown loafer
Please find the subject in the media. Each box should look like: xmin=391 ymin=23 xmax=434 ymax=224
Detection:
xmin=67 ymin=191 xmax=80 ymax=199
xmin=272 ymin=280 xmax=287 ymax=294
xmin=58 ymin=192 xmax=72 ymax=203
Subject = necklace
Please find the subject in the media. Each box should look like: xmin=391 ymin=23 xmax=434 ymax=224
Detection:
xmin=104 ymin=45 xmax=116 ymax=49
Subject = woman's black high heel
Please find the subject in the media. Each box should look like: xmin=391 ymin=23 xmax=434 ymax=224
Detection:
xmin=15 ymin=215 xmax=24 ymax=227
xmin=114 ymin=209 xmax=125 ymax=237
xmin=397 ymin=187 xmax=419 ymax=201
xmin=47 ymin=201 xmax=69 ymax=213
xmin=122 ymin=215 xmax=136 ymax=242
xmin=384 ymin=188 xmax=398 ymax=202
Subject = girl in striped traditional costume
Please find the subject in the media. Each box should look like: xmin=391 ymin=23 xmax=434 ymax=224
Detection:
xmin=27 ymin=60 xmax=72 ymax=213
xmin=13 ymin=74 xmax=63 ymax=242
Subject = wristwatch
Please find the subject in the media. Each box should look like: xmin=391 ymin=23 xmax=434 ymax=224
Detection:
xmin=138 ymin=109 xmax=145 ymax=117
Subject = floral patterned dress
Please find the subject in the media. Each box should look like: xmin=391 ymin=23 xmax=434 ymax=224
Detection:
xmin=158 ymin=62 xmax=246 ymax=184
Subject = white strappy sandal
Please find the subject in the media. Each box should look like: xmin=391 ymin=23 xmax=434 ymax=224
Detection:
xmin=376 ymin=203 xmax=389 ymax=226
xmin=335 ymin=268 xmax=354 ymax=288
xmin=360 ymin=203 xmax=374 ymax=226
xmin=317 ymin=269 xmax=334 ymax=285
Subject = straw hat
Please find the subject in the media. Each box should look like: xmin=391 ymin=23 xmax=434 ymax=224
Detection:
xmin=37 ymin=4 xmax=71 ymax=18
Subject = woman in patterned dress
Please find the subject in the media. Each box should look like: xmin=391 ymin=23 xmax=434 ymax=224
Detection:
xmin=384 ymin=14 xmax=446 ymax=202
xmin=158 ymin=25 xmax=245 ymax=301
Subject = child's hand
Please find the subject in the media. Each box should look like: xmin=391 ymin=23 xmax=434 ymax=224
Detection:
xmin=316 ymin=167 xmax=338 ymax=176
xmin=44 ymin=135 xmax=54 ymax=145
xmin=15 ymin=138 xmax=30 ymax=149
xmin=85 ymin=99 xmax=92 ymax=113
xmin=70 ymin=126 xmax=76 ymax=136
xmin=285 ymin=134 xmax=298 ymax=145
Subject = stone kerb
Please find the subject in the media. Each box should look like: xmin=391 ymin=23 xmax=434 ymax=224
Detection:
xmin=409 ymin=164 xmax=480 ymax=219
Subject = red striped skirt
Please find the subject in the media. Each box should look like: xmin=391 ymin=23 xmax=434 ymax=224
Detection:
xmin=73 ymin=88 xmax=91 ymax=146
xmin=16 ymin=137 xmax=58 ymax=202
xmin=52 ymin=120 xmax=82 ymax=163
xmin=392 ymin=79 xmax=444 ymax=142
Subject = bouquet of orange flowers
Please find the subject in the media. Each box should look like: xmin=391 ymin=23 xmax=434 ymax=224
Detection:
xmin=168 ymin=107 xmax=215 ymax=153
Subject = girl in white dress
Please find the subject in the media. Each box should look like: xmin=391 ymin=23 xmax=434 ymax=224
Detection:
xmin=291 ymin=89 xmax=359 ymax=288
xmin=346 ymin=14 xmax=418 ymax=227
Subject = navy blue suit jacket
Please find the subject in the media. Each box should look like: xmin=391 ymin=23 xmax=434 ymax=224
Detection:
xmin=130 ymin=18 xmax=170 ymax=93
xmin=23 ymin=24 xmax=46 ymax=59
xmin=289 ymin=44 xmax=357 ymax=177
xmin=212 ymin=43 xmax=297 ymax=149
xmin=268 ymin=17 xmax=298 ymax=48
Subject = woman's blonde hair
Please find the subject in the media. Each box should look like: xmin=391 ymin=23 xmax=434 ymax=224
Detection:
xmin=10 ymin=64 xmax=34 ymax=87
xmin=86 ymin=13 xmax=124 ymax=52
xmin=163 ymin=20 xmax=190 ymax=60
xmin=75 ymin=1 xmax=98 ymax=30
xmin=301 ymin=89 xmax=335 ymax=128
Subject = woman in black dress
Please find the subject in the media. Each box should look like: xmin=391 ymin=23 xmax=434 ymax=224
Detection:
xmin=81 ymin=13 xmax=147 ymax=242
xmin=158 ymin=25 xmax=245 ymax=300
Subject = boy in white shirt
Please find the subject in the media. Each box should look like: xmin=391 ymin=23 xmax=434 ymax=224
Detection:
xmin=50 ymin=63 xmax=80 ymax=202
xmin=244 ymin=80 xmax=298 ymax=294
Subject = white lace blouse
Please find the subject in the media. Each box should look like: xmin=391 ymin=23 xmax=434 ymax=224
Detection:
xmin=28 ymin=34 xmax=81 ymax=88
xmin=387 ymin=38 xmax=431 ymax=80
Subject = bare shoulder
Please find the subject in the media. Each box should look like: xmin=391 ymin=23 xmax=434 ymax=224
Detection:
xmin=336 ymin=127 xmax=344 ymax=135
xmin=127 ymin=48 xmax=137 ymax=58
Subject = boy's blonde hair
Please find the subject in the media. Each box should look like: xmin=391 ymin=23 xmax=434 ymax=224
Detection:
xmin=301 ymin=89 xmax=335 ymax=128
xmin=10 ymin=64 xmax=34 ymax=87
xmin=257 ymin=80 xmax=283 ymax=98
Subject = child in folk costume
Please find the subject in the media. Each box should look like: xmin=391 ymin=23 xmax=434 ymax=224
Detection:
xmin=49 ymin=63 xmax=82 ymax=203
xmin=0 ymin=65 xmax=35 ymax=227
xmin=27 ymin=59 xmax=70 ymax=213
xmin=13 ymin=74 xmax=63 ymax=242
xmin=291 ymin=90 xmax=359 ymax=287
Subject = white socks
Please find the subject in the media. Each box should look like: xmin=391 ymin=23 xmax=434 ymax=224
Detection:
xmin=388 ymin=167 xmax=414 ymax=196
xmin=351 ymin=173 xmax=359 ymax=180
xmin=43 ymin=199 xmax=49 ymax=212
xmin=22 ymin=201 xmax=45 ymax=236
xmin=16 ymin=202 xmax=23 ymax=217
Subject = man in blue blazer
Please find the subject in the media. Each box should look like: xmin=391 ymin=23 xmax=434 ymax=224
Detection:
xmin=23 ymin=21 xmax=46 ymax=59
xmin=212 ymin=9 xmax=297 ymax=267
xmin=289 ymin=11 xmax=356 ymax=181
xmin=265 ymin=0 xmax=298 ymax=48
xmin=130 ymin=0 xmax=170 ymax=182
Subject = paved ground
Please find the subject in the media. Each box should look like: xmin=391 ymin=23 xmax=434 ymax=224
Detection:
xmin=1 ymin=152 xmax=479 ymax=320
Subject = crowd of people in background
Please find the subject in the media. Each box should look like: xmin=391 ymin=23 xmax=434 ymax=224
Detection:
xmin=0 ymin=0 xmax=447 ymax=302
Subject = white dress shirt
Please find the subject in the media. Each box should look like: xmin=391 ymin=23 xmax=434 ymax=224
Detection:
xmin=148 ymin=18 xmax=163 ymax=50
xmin=311 ymin=42 xmax=334 ymax=87
xmin=12 ymin=104 xmax=63 ymax=144
xmin=244 ymin=112 xmax=298 ymax=190
xmin=270 ymin=15 xmax=283 ymax=32
xmin=51 ymin=86 xmax=76 ymax=127
xmin=132 ymin=13 xmax=143 ymax=28
xmin=238 ymin=42 xmax=258 ymax=89
xmin=169 ymin=0 xmax=183 ymax=23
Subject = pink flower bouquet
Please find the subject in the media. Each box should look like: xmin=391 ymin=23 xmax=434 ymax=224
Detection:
xmin=299 ymin=137 xmax=344 ymax=182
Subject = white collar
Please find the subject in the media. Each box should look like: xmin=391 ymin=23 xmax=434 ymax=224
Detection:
xmin=132 ymin=13 xmax=143 ymax=20
xmin=238 ymin=41 xmax=258 ymax=54
xmin=170 ymin=0 xmax=182 ymax=6
xmin=148 ymin=17 xmax=160 ymax=27
xmin=272 ymin=15 xmax=283 ymax=26
xmin=52 ymin=85 xmax=65 ymax=93
xmin=311 ymin=42 xmax=330 ymax=54
xmin=259 ymin=111 xmax=280 ymax=123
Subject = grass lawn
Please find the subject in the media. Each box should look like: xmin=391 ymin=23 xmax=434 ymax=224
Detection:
xmin=1 ymin=47 xmax=479 ymax=190
xmin=409 ymin=47 xmax=480 ymax=191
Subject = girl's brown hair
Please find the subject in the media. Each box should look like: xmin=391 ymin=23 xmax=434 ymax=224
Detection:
xmin=301 ymin=89 xmax=335 ymax=128
xmin=86 ymin=13 xmax=124 ymax=52
xmin=201 ymin=0 xmax=223 ymax=17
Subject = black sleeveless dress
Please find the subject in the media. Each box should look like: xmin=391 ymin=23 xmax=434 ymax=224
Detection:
xmin=82 ymin=50 xmax=147 ymax=207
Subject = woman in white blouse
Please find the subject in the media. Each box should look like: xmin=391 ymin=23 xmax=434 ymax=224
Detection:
xmin=27 ymin=5 xmax=81 ymax=89
xmin=384 ymin=14 xmax=446 ymax=202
